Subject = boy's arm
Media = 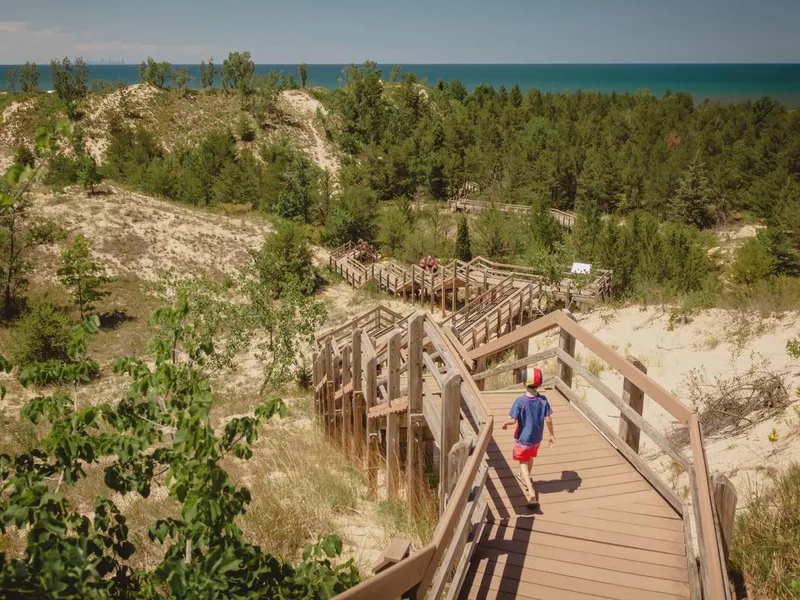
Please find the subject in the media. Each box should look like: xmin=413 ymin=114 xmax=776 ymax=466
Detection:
xmin=501 ymin=417 xmax=517 ymax=430
xmin=546 ymin=415 xmax=555 ymax=446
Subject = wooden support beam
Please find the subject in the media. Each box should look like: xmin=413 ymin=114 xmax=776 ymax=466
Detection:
xmin=365 ymin=338 xmax=378 ymax=492
xmin=352 ymin=329 xmax=364 ymax=459
xmin=440 ymin=270 xmax=446 ymax=317
xmin=452 ymin=263 xmax=457 ymax=314
xmin=342 ymin=344 xmax=352 ymax=457
xmin=712 ymin=474 xmax=737 ymax=565
xmin=406 ymin=314 xmax=425 ymax=511
xmin=440 ymin=371 xmax=462 ymax=514
xmin=325 ymin=338 xmax=335 ymax=436
xmin=556 ymin=310 xmax=576 ymax=388
xmin=386 ymin=331 xmax=402 ymax=500
xmin=619 ymin=356 xmax=647 ymax=453
xmin=475 ymin=356 xmax=486 ymax=391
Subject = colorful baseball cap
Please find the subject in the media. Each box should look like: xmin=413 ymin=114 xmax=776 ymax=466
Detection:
xmin=522 ymin=366 xmax=543 ymax=388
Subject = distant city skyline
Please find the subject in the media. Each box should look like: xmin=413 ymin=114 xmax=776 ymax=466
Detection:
xmin=1 ymin=0 xmax=799 ymax=64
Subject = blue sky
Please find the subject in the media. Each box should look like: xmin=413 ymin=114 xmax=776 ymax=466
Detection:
xmin=1 ymin=0 xmax=798 ymax=64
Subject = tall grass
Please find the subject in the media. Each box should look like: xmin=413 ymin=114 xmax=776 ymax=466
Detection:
xmin=730 ymin=463 xmax=800 ymax=599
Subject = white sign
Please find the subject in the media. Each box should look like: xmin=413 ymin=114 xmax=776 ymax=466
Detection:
xmin=571 ymin=262 xmax=592 ymax=274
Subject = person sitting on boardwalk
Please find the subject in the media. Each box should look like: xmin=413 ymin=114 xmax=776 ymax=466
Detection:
xmin=501 ymin=366 xmax=555 ymax=508
xmin=428 ymin=256 xmax=438 ymax=274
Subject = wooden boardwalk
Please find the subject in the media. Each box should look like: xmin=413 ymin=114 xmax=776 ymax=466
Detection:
xmin=317 ymin=309 xmax=731 ymax=600
xmin=460 ymin=389 xmax=690 ymax=600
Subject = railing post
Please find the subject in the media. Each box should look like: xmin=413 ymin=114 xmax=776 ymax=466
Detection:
xmin=512 ymin=338 xmax=528 ymax=384
xmin=619 ymin=356 xmax=646 ymax=453
xmin=556 ymin=310 xmax=576 ymax=388
xmin=712 ymin=474 xmax=737 ymax=565
xmin=406 ymin=314 xmax=424 ymax=511
xmin=352 ymin=329 xmax=364 ymax=460
xmin=387 ymin=331 xmax=402 ymax=500
xmin=440 ymin=371 xmax=462 ymax=515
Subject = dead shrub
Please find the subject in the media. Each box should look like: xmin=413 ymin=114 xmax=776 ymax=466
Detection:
xmin=668 ymin=354 xmax=791 ymax=447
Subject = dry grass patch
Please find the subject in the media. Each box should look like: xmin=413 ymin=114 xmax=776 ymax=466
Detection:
xmin=731 ymin=463 xmax=800 ymax=599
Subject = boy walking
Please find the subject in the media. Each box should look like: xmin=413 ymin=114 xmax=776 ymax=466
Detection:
xmin=502 ymin=367 xmax=555 ymax=508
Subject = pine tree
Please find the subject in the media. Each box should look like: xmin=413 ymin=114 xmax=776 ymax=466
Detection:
xmin=57 ymin=234 xmax=113 ymax=319
xmin=528 ymin=199 xmax=562 ymax=252
xmin=298 ymin=63 xmax=308 ymax=88
xmin=455 ymin=216 xmax=472 ymax=261
xmin=572 ymin=199 xmax=602 ymax=262
xmin=670 ymin=156 xmax=714 ymax=229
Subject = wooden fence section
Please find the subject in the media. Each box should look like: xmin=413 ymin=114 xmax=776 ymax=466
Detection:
xmin=447 ymin=198 xmax=576 ymax=231
xmin=313 ymin=305 xmax=731 ymax=599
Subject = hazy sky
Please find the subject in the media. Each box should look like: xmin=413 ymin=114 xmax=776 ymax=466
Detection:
xmin=1 ymin=0 xmax=799 ymax=64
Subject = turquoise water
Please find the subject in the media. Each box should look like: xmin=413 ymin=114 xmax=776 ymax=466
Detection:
xmin=3 ymin=63 xmax=800 ymax=107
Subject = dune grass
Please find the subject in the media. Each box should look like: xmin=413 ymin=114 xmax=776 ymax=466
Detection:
xmin=730 ymin=463 xmax=800 ymax=599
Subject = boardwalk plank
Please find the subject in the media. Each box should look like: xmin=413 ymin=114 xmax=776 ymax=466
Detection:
xmin=470 ymin=556 xmax=690 ymax=599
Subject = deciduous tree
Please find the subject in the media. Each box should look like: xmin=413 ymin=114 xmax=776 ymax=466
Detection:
xmin=223 ymin=51 xmax=255 ymax=105
xmin=5 ymin=67 xmax=18 ymax=93
xmin=57 ymin=234 xmax=113 ymax=318
xmin=50 ymin=56 xmax=89 ymax=118
xmin=139 ymin=57 xmax=172 ymax=88
xmin=199 ymin=58 xmax=215 ymax=89
xmin=19 ymin=61 xmax=39 ymax=92
xmin=76 ymin=154 xmax=103 ymax=194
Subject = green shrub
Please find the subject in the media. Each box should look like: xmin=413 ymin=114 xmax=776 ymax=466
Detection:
xmin=251 ymin=220 xmax=317 ymax=297
xmin=731 ymin=237 xmax=777 ymax=286
xmin=731 ymin=464 xmax=800 ymax=599
xmin=11 ymin=301 xmax=72 ymax=366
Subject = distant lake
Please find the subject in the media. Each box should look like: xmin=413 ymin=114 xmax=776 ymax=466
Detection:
xmin=2 ymin=63 xmax=800 ymax=107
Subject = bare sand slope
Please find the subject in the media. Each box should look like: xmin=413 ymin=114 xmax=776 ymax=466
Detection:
xmin=529 ymin=306 xmax=800 ymax=500
xmin=33 ymin=185 xmax=272 ymax=281
xmin=278 ymin=90 xmax=340 ymax=177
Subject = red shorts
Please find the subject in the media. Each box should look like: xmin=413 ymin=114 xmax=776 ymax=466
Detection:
xmin=512 ymin=442 xmax=540 ymax=462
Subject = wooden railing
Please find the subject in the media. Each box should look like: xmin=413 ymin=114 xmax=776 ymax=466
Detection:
xmin=468 ymin=310 xmax=731 ymax=600
xmin=328 ymin=244 xmax=612 ymax=308
xmin=448 ymin=198 xmax=576 ymax=231
xmin=313 ymin=311 xmax=494 ymax=599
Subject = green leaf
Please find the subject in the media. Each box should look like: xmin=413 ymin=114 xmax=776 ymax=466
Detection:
xmin=5 ymin=163 xmax=23 ymax=186
xmin=321 ymin=535 xmax=342 ymax=558
xmin=34 ymin=126 xmax=52 ymax=150
xmin=56 ymin=119 xmax=75 ymax=139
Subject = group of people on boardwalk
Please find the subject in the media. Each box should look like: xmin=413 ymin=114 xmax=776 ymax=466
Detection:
xmin=418 ymin=255 xmax=439 ymax=274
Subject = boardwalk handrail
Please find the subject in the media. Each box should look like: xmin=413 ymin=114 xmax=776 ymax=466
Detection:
xmin=468 ymin=310 xmax=730 ymax=600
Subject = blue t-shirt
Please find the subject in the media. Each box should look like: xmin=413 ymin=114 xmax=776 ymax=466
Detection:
xmin=509 ymin=394 xmax=552 ymax=445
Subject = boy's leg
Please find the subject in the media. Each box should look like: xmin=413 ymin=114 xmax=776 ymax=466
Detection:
xmin=519 ymin=459 xmax=536 ymax=502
